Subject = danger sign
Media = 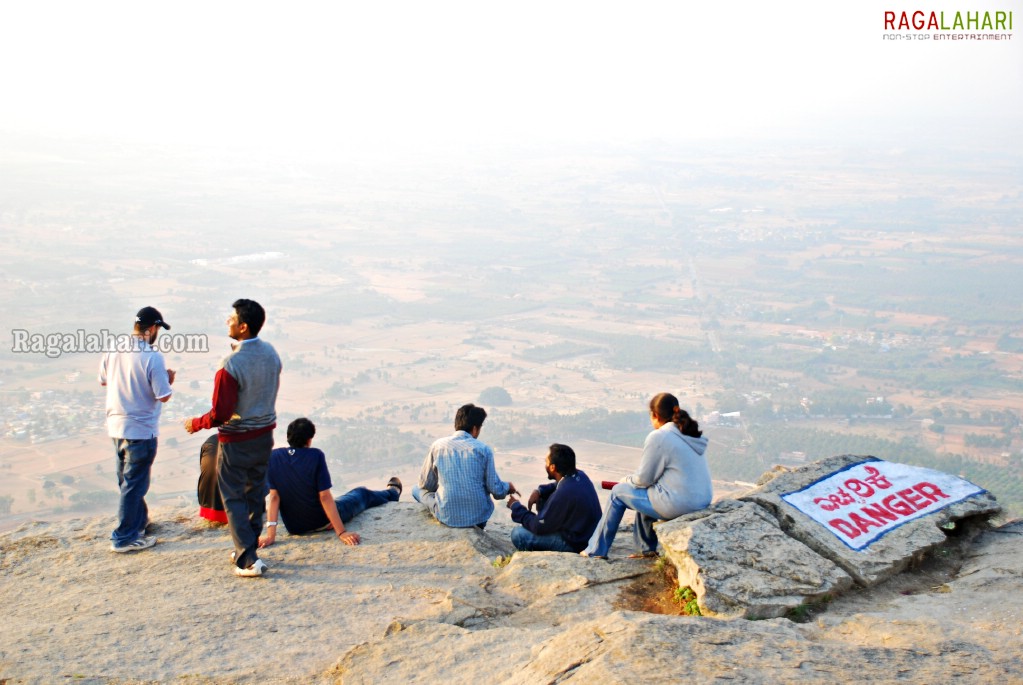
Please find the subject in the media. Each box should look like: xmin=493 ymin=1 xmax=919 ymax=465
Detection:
xmin=780 ymin=460 xmax=986 ymax=551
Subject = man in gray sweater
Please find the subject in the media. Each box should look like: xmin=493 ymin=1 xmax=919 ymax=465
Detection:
xmin=186 ymin=299 xmax=282 ymax=577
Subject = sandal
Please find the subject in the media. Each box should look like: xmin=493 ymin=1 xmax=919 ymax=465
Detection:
xmin=386 ymin=476 xmax=403 ymax=495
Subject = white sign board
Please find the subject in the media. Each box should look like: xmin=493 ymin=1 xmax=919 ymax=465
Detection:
xmin=781 ymin=460 xmax=985 ymax=551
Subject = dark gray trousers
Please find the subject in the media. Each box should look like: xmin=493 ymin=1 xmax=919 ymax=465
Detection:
xmin=218 ymin=432 xmax=273 ymax=569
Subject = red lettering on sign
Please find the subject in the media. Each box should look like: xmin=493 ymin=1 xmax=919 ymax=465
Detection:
xmin=829 ymin=518 xmax=862 ymax=539
xmin=882 ymin=493 xmax=914 ymax=516
xmin=845 ymin=478 xmax=875 ymax=498
xmin=814 ymin=465 xmax=898 ymax=514
xmin=863 ymin=465 xmax=893 ymax=490
xmin=899 ymin=487 xmax=927 ymax=511
xmin=826 ymin=479 xmax=956 ymax=542
xmin=814 ymin=487 xmax=855 ymax=512
xmin=913 ymin=482 xmax=949 ymax=503
xmin=861 ymin=503 xmax=900 ymax=526
xmin=848 ymin=512 xmax=884 ymax=534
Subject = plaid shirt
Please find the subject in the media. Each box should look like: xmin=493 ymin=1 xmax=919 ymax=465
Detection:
xmin=419 ymin=430 xmax=511 ymax=527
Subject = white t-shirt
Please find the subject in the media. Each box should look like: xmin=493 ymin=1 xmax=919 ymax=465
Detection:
xmin=98 ymin=337 xmax=172 ymax=439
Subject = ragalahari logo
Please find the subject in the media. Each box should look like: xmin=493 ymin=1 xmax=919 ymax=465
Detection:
xmin=883 ymin=9 xmax=1014 ymax=41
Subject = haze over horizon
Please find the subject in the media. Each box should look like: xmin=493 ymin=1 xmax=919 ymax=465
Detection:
xmin=1 ymin=0 xmax=1020 ymax=157
xmin=1 ymin=1 xmax=1021 ymax=526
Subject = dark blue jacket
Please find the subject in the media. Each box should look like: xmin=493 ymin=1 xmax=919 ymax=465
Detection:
xmin=510 ymin=470 xmax=601 ymax=552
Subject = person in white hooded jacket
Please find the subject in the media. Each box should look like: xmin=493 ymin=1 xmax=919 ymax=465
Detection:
xmin=582 ymin=392 xmax=712 ymax=558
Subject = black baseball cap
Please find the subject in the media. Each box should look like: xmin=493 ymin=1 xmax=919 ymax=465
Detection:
xmin=136 ymin=306 xmax=171 ymax=330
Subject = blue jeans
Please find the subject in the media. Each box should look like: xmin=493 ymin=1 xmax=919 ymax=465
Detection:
xmin=583 ymin=482 xmax=663 ymax=557
xmin=411 ymin=484 xmax=428 ymax=503
xmin=412 ymin=486 xmax=486 ymax=528
xmin=511 ymin=526 xmax=576 ymax=553
xmin=411 ymin=485 xmax=440 ymax=519
xmin=112 ymin=437 xmax=157 ymax=547
xmin=335 ymin=486 xmax=399 ymax=523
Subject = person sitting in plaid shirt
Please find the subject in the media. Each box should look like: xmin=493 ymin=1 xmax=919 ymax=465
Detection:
xmin=412 ymin=403 xmax=517 ymax=528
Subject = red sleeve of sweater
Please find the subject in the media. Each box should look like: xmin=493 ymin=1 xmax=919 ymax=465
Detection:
xmin=190 ymin=368 xmax=239 ymax=432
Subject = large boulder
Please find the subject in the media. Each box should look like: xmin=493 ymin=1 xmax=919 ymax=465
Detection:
xmin=741 ymin=455 xmax=1002 ymax=585
xmin=657 ymin=500 xmax=853 ymax=618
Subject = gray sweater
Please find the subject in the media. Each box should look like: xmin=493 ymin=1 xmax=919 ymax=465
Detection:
xmin=219 ymin=338 xmax=281 ymax=437
xmin=625 ymin=422 xmax=712 ymax=519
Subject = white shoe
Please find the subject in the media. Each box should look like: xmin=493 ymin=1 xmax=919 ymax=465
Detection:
xmin=234 ymin=559 xmax=267 ymax=577
xmin=111 ymin=536 xmax=156 ymax=553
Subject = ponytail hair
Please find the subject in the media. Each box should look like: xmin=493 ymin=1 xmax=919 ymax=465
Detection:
xmin=649 ymin=392 xmax=703 ymax=438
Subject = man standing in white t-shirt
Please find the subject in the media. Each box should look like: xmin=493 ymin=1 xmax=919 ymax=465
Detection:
xmin=99 ymin=306 xmax=175 ymax=552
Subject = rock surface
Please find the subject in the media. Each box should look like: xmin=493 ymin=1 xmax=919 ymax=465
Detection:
xmin=335 ymin=520 xmax=1023 ymax=684
xmin=1 ymin=495 xmax=1021 ymax=683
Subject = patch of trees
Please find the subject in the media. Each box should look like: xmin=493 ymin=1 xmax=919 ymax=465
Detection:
xmin=306 ymin=419 xmax=432 ymax=470
xmin=517 ymin=342 xmax=601 ymax=364
xmin=68 ymin=491 xmax=117 ymax=512
xmin=996 ymin=334 xmax=1023 ymax=354
xmin=964 ymin=433 xmax=1012 ymax=449
xmin=478 ymin=386 xmax=512 ymax=406
xmin=484 ymin=408 xmax=648 ymax=450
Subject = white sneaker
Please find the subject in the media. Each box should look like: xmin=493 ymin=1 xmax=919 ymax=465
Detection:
xmin=234 ymin=559 xmax=267 ymax=577
xmin=111 ymin=536 xmax=157 ymax=553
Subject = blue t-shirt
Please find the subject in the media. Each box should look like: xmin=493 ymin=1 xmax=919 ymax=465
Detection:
xmin=267 ymin=447 xmax=333 ymax=534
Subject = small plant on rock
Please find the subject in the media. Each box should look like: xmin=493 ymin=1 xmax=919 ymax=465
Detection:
xmin=785 ymin=594 xmax=833 ymax=623
xmin=673 ymin=586 xmax=702 ymax=616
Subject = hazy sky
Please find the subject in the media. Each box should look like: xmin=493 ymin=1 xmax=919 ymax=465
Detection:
xmin=1 ymin=0 xmax=1021 ymax=154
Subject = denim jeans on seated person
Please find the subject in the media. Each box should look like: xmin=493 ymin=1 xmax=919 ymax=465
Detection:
xmin=583 ymin=481 xmax=663 ymax=557
xmin=511 ymin=526 xmax=577 ymax=553
xmin=111 ymin=437 xmax=157 ymax=547
xmin=334 ymin=486 xmax=399 ymax=523
xmin=412 ymin=485 xmax=486 ymax=528
xmin=633 ymin=512 xmax=661 ymax=555
xmin=411 ymin=484 xmax=434 ymax=508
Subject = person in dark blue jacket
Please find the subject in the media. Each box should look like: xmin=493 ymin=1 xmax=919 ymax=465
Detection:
xmin=507 ymin=443 xmax=601 ymax=553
